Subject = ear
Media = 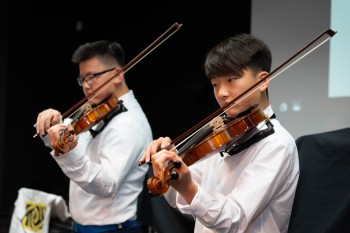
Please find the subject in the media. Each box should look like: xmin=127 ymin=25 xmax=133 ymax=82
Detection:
xmin=113 ymin=67 xmax=124 ymax=84
xmin=258 ymin=71 xmax=270 ymax=92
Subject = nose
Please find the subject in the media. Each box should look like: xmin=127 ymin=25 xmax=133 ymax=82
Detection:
xmin=216 ymin=85 xmax=229 ymax=100
xmin=81 ymin=81 xmax=93 ymax=95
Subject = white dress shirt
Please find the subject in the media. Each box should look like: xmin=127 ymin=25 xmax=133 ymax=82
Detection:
xmin=164 ymin=106 xmax=300 ymax=233
xmin=51 ymin=90 xmax=153 ymax=225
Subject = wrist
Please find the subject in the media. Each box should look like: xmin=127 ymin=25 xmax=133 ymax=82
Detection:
xmin=178 ymin=181 xmax=198 ymax=204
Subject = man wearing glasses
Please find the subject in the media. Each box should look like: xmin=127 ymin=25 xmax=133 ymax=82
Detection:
xmin=35 ymin=40 xmax=153 ymax=233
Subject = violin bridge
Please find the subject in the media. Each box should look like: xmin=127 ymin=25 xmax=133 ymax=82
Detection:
xmin=209 ymin=116 xmax=225 ymax=132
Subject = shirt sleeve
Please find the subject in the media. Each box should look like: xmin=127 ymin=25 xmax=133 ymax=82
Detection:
xmin=52 ymin=116 xmax=148 ymax=198
xmin=176 ymin=136 xmax=297 ymax=232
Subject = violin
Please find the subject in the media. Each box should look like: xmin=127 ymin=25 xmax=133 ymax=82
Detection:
xmin=146 ymin=28 xmax=337 ymax=196
xmin=180 ymin=108 xmax=267 ymax=166
xmin=33 ymin=22 xmax=183 ymax=156
xmin=52 ymin=95 xmax=119 ymax=156
xmin=147 ymin=108 xmax=268 ymax=196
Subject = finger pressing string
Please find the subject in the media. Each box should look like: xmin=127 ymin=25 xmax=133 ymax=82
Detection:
xmin=138 ymin=140 xmax=174 ymax=166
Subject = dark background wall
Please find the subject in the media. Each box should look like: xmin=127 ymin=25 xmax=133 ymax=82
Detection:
xmin=0 ymin=0 xmax=251 ymax=229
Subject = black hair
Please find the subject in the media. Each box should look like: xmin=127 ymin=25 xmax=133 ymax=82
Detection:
xmin=204 ymin=33 xmax=272 ymax=79
xmin=71 ymin=40 xmax=125 ymax=67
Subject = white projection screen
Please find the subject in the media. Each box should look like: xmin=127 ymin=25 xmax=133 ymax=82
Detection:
xmin=251 ymin=0 xmax=350 ymax=139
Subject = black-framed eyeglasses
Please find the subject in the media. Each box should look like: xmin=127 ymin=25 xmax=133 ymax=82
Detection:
xmin=77 ymin=67 xmax=116 ymax=86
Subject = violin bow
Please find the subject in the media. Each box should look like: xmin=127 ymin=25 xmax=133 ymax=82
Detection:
xmin=171 ymin=29 xmax=337 ymax=151
xmin=33 ymin=22 xmax=182 ymax=138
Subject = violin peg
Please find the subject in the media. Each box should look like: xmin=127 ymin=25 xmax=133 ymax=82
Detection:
xmin=171 ymin=171 xmax=179 ymax=180
xmin=173 ymin=160 xmax=182 ymax=169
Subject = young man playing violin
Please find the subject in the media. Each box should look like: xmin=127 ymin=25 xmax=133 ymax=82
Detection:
xmin=35 ymin=40 xmax=153 ymax=233
xmin=139 ymin=33 xmax=300 ymax=233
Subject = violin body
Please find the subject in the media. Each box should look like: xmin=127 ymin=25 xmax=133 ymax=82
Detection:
xmin=72 ymin=96 xmax=119 ymax=134
xmin=181 ymin=108 xmax=267 ymax=166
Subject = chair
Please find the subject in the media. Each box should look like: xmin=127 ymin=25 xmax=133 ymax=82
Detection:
xmin=9 ymin=187 xmax=71 ymax=233
xmin=288 ymin=128 xmax=350 ymax=233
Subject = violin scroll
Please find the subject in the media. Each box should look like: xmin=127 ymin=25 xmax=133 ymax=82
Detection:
xmin=53 ymin=129 xmax=76 ymax=156
xmin=147 ymin=160 xmax=181 ymax=196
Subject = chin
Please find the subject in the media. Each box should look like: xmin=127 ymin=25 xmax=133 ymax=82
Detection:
xmin=226 ymin=111 xmax=239 ymax=118
xmin=88 ymin=99 xmax=100 ymax=106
